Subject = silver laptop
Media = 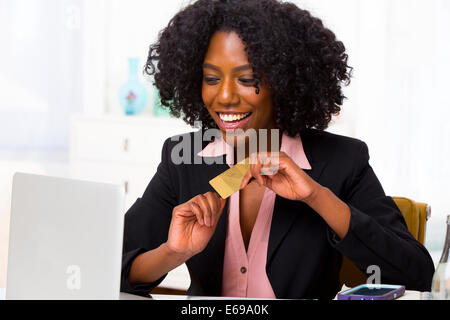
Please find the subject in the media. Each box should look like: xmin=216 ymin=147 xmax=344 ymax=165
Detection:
xmin=6 ymin=172 xmax=125 ymax=300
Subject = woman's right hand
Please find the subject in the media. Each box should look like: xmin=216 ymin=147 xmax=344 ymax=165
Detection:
xmin=166 ymin=191 xmax=227 ymax=259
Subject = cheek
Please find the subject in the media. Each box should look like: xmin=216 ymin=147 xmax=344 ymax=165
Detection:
xmin=247 ymin=93 xmax=274 ymax=116
xmin=243 ymin=84 xmax=271 ymax=105
xmin=201 ymin=85 xmax=214 ymax=108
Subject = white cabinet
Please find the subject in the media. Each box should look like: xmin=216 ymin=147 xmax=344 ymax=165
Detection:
xmin=70 ymin=115 xmax=194 ymax=210
xmin=69 ymin=114 xmax=193 ymax=290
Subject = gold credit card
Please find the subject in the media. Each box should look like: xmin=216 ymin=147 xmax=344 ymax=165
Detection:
xmin=209 ymin=157 xmax=251 ymax=199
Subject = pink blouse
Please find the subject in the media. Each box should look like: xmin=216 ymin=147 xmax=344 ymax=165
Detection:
xmin=197 ymin=131 xmax=311 ymax=298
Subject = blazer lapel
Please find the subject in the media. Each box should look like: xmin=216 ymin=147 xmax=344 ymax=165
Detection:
xmin=267 ymin=160 xmax=327 ymax=265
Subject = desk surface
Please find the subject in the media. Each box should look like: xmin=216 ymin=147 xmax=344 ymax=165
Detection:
xmin=149 ymin=290 xmax=430 ymax=300
xmin=0 ymin=288 xmax=431 ymax=300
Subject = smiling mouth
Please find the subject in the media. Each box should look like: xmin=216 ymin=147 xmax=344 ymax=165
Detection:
xmin=216 ymin=112 xmax=252 ymax=123
xmin=214 ymin=111 xmax=253 ymax=132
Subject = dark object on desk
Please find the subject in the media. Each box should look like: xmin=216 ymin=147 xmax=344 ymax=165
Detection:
xmin=337 ymin=284 xmax=405 ymax=300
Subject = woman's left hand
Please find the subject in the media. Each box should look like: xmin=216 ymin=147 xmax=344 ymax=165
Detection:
xmin=240 ymin=151 xmax=320 ymax=202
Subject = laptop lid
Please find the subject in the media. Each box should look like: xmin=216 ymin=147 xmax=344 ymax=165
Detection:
xmin=6 ymin=172 xmax=125 ymax=299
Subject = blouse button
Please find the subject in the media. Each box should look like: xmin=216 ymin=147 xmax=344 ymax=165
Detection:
xmin=240 ymin=266 xmax=247 ymax=274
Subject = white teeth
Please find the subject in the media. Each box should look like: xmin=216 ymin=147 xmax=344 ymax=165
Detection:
xmin=219 ymin=112 xmax=250 ymax=122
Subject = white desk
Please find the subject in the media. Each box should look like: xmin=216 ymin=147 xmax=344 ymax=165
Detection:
xmin=0 ymin=288 xmax=149 ymax=300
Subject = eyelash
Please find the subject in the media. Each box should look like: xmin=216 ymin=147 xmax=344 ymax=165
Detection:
xmin=203 ymin=77 xmax=256 ymax=86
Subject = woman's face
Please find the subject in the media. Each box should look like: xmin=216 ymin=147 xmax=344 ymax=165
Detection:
xmin=202 ymin=31 xmax=277 ymax=149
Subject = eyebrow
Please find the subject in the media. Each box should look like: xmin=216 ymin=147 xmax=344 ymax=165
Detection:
xmin=202 ymin=63 xmax=252 ymax=72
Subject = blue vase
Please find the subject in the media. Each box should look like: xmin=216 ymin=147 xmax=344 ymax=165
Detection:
xmin=119 ymin=57 xmax=149 ymax=115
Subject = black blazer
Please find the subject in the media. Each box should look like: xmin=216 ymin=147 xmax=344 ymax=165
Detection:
xmin=120 ymin=129 xmax=434 ymax=299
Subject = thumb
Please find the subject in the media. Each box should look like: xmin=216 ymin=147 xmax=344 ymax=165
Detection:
xmin=213 ymin=196 xmax=227 ymax=227
xmin=215 ymin=197 xmax=227 ymax=218
xmin=239 ymin=170 xmax=252 ymax=190
xmin=219 ymin=197 xmax=227 ymax=211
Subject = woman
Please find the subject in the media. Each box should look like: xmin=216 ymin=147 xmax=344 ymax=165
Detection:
xmin=120 ymin=0 xmax=434 ymax=299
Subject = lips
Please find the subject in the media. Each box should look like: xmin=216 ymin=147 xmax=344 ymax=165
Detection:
xmin=215 ymin=112 xmax=253 ymax=131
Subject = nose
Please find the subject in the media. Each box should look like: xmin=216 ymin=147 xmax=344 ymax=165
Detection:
xmin=218 ymin=77 xmax=240 ymax=106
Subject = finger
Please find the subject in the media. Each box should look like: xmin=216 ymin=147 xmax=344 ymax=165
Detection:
xmin=239 ymin=169 xmax=253 ymax=190
xmin=204 ymin=192 xmax=219 ymax=212
xmin=219 ymin=196 xmax=226 ymax=210
xmin=196 ymin=194 xmax=213 ymax=227
xmin=252 ymin=154 xmax=264 ymax=186
xmin=269 ymin=153 xmax=281 ymax=174
xmin=203 ymin=192 xmax=219 ymax=226
xmin=250 ymin=152 xmax=264 ymax=186
xmin=189 ymin=201 xmax=204 ymax=226
xmin=263 ymin=159 xmax=280 ymax=175
xmin=262 ymin=174 xmax=273 ymax=189
xmin=259 ymin=153 xmax=272 ymax=175
xmin=260 ymin=152 xmax=280 ymax=175
xmin=212 ymin=192 xmax=227 ymax=226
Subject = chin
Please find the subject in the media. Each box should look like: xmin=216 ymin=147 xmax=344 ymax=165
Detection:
xmin=223 ymin=131 xmax=251 ymax=150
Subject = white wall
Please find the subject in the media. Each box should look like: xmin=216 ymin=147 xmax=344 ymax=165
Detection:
xmin=0 ymin=0 xmax=84 ymax=150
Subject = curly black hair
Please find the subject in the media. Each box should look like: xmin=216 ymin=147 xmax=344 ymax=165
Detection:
xmin=145 ymin=0 xmax=352 ymax=136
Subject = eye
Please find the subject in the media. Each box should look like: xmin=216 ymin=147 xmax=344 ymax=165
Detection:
xmin=203 ymin=76 xmax=219 ymax=84
xmin=239 ymin=78 xmax=256 ymax=86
